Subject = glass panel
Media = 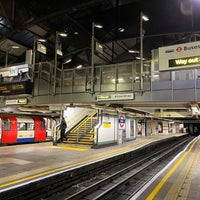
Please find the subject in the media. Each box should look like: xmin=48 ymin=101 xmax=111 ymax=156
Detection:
xmin=197 ymin=69 xmax=200 ymax=79
xmin=118 ymin=64 xmax=132 ymax=83
xmin=4 ymin=118 xmax=10 ymax=131
xmin=152 ymin=71 xmax=171 ymax=82
xmin=27 ymin=123 xmax=34 ymax=130
xmin=63 ymin=70 xmax=73 ymax=86
xmin=18 ymin=123 xmax=34 ymax=130
xmin=18 ymin=122 xmax=26 ymax=130
xmin=159 ymin=71 xmax=171 ymax=81
xmin=74 ymin=68 xmax=86 ymax=86
xmin=94 ymin=67 xmax=100 ymax=85
xmin=102 ymin=65 xmax=116 ymax=84
xmin=40 ymin=119 xmax=45 ymax=130
xmin=175 ymin=70 xmax=194 ymax=80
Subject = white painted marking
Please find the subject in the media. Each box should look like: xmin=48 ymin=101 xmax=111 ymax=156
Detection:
xmin=0 ymin=158 xmax=32 ymax=165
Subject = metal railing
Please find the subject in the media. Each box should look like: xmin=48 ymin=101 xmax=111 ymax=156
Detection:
xmin=32 ymin=61 xmax=200 ymax=103
xmin=70 ymin=110 xmax=98 ymax=143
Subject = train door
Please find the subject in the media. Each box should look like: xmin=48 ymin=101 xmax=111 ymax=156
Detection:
xmin=34 ymin=118 xmax=46 ymax=141
xmin=1 ymin=116 xmax=17 ymax=144
xmin=16 ymin=117 xmax=35 ymax=143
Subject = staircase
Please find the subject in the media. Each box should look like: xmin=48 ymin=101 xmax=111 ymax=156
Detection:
xmin=66 ymin=110 xmax=98 ymax=145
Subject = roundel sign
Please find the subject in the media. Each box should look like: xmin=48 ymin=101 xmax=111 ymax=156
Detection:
xmin=118 ymin=115 xmax=126 ymax=130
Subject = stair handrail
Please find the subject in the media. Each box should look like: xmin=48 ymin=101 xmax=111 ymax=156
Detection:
xmin=70 ymin=110 xmax=98 ymax=133
xmin=70 ymin=110 xmax=98 ymax=142
xmin=67 ymin=109 xmax=91 ymax=128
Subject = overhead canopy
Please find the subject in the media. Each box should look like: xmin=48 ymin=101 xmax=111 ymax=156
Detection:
xmin=0 ymin=0 xmax=199 ymax=68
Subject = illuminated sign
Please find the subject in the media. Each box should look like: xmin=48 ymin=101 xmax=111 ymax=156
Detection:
xmin=0 ymin=80 xmax=33 ymax=96
xmin=97 ymin=93 xmax=134 ymax=101
xmin=0 ymin=64 xmax=29 ymax=77
xmin=5 ymin=98 xmax=27 ymax=105
xmin=159 ymin=41 xmax=200 ymax=71
xmin=96 ymin=42 xmax=103 ymax=54
xmin=97 ymin=95 xmax=111 ymax=101
xmin=169 ymin=56 xmax=200 ymax=67
xmin=37 ymin=42 xmax=46 ymax=54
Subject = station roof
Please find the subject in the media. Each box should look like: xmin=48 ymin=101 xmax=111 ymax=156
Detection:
xmin=0 ymin=0 xmax=200 ymax=120
xmin=0 ymin=0 xmax=199 ymax=68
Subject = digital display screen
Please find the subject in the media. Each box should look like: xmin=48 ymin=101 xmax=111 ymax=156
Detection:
xmin=169 ymin=56 xmax=200 ymax=68
xmin=0 ymin=80 xmax=33 ymax=96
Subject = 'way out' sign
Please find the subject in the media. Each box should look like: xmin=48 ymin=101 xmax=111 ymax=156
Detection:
xmin=118 ymin=114 xmax=126 ymax=130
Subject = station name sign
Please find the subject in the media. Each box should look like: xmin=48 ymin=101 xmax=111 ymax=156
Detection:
xmin=5 ymin=98 xmax=27 ymax=105
xmin=97 ymin=93 xmax=134 ymax=101
xmin=169 ymin=56 xmax=200 ymax=68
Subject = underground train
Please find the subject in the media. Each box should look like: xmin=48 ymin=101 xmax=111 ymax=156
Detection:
xmin=0 ymin=115 xmax=46 ymax=144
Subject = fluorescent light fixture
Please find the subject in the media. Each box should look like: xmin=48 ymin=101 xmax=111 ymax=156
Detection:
xmin=94 ymin=24 xmax=103 ymax=28
xmin=37 ymin=38 xmax=46 ymax=42
xmin=64 ymin=59 xmax=72 ymax=64
xmin=11 ymin=45 xmax=19 ymax=49
xmin=136 ymin=56 xmax=145 ymax=60
xmin=112 ymin=78 xmax=124 ymax=82
xmin=118 ymin=78 xmax=123 ymax=82
xmin=118 ymin=27 xmax=125 ymax=32
xmin=154 ymin=74 xmax=159 ymax=78
xmin=128 ymin=50 xmax=140 ymax=53
xmin=59 ymin=32 xmax=68 ymax=37
xmin=76 ymin=64 xmax=82 ymax=69
xmin=135 ymin=76 xmax=140 ymax=80
xmin=142 ymin=15 xmax=149 ymax=21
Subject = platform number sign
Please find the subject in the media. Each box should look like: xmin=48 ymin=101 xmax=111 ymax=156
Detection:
xmin=118 ymin=114 xmax=126 ymax=130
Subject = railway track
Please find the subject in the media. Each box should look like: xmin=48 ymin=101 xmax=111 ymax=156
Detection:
xmin=0 ymin=135 xmax=193 ymax=200
xmin=61 ymin=136 xmax=192 ymax=200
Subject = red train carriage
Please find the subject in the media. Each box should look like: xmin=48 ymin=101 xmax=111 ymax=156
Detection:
xmin=0 ymin=116 xmax=46 ymax=144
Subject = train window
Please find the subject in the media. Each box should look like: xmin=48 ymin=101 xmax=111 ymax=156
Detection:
xmin=40 ymin=119 xmax=45 ymax=130
xmin=4 ymin=118 xmax=11 ymax=131
xmin=18 ymin=123 xmax=34 ymax=130
xmin=18 ymin=122 xmax=26 ymax=130
xmin=27 ymin=123 xmax=34 ymax=130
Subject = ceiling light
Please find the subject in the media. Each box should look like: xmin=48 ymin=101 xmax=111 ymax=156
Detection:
xmin=128 ymin=50 xmax=140 ymax=53
xmin=64 ymin=59 xmax=72 ymax=64
xmin=59 ymin=32 xmax=68 ymax=37
xmin=136 ymin=56 xmax=145 ymax=60
xmin=144 ymin=63 xmax=150 ymax=67
xmin=11 ymin=45 xmax=19 ymax=49
xmin=76 ymin=64 xmax=82 ymax=69
xmin=135 ymin=76 xmax=140 ymax=80
xmin=118 ymin=27 xmax=125 ymax=32
xmin=94 ymin=24 xmax=103 ymax=29
xmin=37 ymin=38 xmax=46 ymax=42
xmin=142 ymin=15 xmax=149 ymax=21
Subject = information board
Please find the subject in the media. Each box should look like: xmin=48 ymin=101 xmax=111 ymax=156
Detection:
xmin=0 ymin=80 xmax=33 ymax=96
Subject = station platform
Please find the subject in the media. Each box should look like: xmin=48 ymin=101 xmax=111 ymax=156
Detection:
xmin=0 ymin=133 xmax=196 ymax=199
xmin=132 ymin=135 xmax=200 ymax=200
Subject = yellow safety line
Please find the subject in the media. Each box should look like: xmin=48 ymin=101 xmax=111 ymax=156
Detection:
xmin=49 ymin=146 xmax=89 ymax=151
xmin=146 ymin=137 xmax=199 ymax=200
xmin=0 ymin=160 xmax=89 ymax=188
xmin=0 ymin=138 xmax=166 ymax=189
xmin=0 ymin=145 xmax=137 ymax=188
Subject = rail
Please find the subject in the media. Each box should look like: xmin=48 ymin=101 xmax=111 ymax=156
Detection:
xmin=70 ymin=110 xmax=98 ymax=142
xmin=30 ymin=61 xmax=200 ymax=104
xmin=0 ymin=135 xmax=193 ymax=200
